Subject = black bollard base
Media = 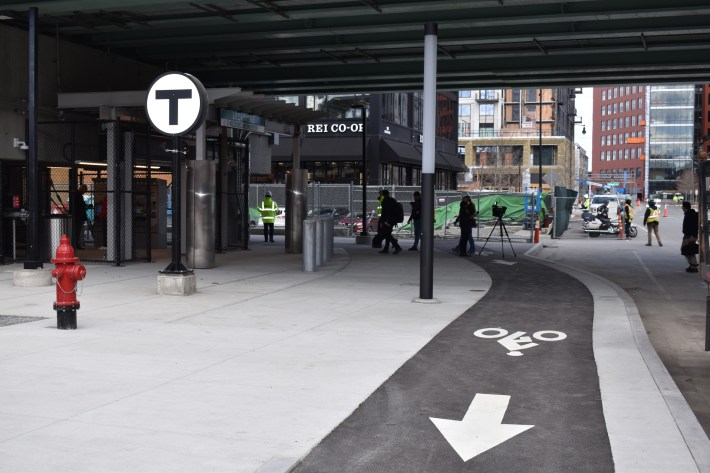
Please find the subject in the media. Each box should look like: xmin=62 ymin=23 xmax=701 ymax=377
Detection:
xmin=56 ymin=308 xmax=77 ymax=330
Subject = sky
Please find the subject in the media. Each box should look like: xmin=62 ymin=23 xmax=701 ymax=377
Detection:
xmin=575 ymin=87 xmax=594 ymax=159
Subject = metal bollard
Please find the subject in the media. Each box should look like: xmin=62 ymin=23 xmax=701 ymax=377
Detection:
xmin=303 ymin=219 xmax=316 ymax=272
xmin=326 ymin=217 xmax=334 ymax=258
xmin=319 ymin=217 xmax=328 ymax=264
xmin=315 ymin=218 xmax=324 ymax=267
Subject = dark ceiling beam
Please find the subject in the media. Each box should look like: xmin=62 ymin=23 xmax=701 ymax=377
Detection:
xmin=359 ymin=0 xmax=382 ymax=13
xmin=188 ymin=3 xmax=238 ymax=23
xmin=244 ymin=0 xmax=291 ymax=19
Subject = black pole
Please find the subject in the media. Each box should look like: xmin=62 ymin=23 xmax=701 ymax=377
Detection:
xmin=419 ymin=22 xmax=438 ymax=300
xmin=538 ymin=88 xmax=543 ymax=192
xmin=420 ymin=173 xmax=434 ymax=299
xmin=25 ymin=7 xmax=41 ymax=269
xmin=357 ymin=105 xmax=368 ymax=236
xmin=162 ymin=135 xmax=190 ymax=274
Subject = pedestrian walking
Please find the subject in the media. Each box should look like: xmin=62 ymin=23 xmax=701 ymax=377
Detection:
xmin=681 ymin=201 xmax=699 ymax=272
xmin=643 ymin=198 xmax=662 ymax=246
xmin=378 ymin=189 xmax=402 ymax=254
xmin=259 ymin=191 xmax=278 ymax=243
xmin=455 ymin=195 xmax=477 ymax=257
xmin=407 ymin=191 xmax=422 ymax=251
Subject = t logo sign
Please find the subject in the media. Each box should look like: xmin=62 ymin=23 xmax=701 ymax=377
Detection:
xmin=145 ymin=72 xmax=207 ymax=136
xmin=155 ymin=89 xmax=192 ymax=125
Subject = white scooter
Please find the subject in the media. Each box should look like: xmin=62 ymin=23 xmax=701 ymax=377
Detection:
xmin=582 ymin=210 xmax=638 ymax=238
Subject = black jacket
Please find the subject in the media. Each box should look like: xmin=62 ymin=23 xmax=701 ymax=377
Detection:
xmin=457 ymin=200 xmax=477 ymax=229
xmin=380 ymin=195 xmax=399 ymax=225
xmin=408 ymin=198 xmax=421 ymax=223
xmin=683 ymin=208 xmax=698 ymax=238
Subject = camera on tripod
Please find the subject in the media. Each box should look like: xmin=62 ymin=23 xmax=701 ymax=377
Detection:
xmin=492 ymin=204 xmax=507 ymax=218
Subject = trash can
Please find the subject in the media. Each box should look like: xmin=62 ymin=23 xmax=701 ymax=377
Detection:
xmin=44 ymin=214 xmax=71 ymax=261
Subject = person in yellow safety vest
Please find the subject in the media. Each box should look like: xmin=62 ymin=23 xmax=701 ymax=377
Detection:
xmin=259 ymin=191 xmax=278 ymax=243
xmin=643 ymin=199 xmax=662 ymax=247
xmin=623 ymin=197 xmax=634 ymax=239
xmin=582 ymin=194 xmax=590 ymax=211
xmin=376 ymin=188 xmax=385 ymax=216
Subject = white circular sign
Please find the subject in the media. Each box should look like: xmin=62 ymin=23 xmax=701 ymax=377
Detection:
xmin=145 ymin=72 xmax=207 ymax=135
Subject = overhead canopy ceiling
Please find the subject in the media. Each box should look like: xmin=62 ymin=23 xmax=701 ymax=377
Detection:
xmin=2 ymin=0 xmax=710 ymax=94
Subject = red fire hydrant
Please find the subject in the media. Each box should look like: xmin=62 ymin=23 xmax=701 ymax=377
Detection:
xmin=51 ymin=234 xmax=86 ymax=330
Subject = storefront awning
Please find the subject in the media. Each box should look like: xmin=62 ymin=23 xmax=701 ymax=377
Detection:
xmin=437 ymin=150 xmax=469 ymax=172
xmin=380 ymin=139 xmax=467 ymax=172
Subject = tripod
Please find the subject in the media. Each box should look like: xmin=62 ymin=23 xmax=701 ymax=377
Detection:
xmin=478 ymin=216 xmax=516 ymax=258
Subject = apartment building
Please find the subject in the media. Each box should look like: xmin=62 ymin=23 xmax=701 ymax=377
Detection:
xmin=458 ymin=88 xmax=586 ymax=193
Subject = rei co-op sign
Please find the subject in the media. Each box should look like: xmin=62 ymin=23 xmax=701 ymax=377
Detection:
xmin=145 ymin=72 xmax=208 ymax=136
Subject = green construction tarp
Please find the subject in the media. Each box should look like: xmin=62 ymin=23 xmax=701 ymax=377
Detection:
xmin=397 ymin=193 xmax=548 ymax=232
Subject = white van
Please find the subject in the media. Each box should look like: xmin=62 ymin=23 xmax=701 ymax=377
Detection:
xmin=590 ymin=194 xmax=621 ymax=217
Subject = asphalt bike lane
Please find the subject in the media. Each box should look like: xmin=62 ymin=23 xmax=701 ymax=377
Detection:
xmin=289 ymin=253 xmax=613 ymax=473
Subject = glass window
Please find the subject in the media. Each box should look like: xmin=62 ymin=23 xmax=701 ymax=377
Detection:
xmin=602 ymin=90 xmax=607 ymax=101
xmin=480 ymin=103 xmax=494 ymax=116
xmin=478 ymin=123 xmax=494 ymax=136
xmin=459 ymin=90 xmax=472 ymax=98
xmin=531 ymin=146 xmax=556 ymax=165
xmin=436 ymin=94 xmax=456 ymax=141
xmin=459 ymin=104 xmax=471 ymax=117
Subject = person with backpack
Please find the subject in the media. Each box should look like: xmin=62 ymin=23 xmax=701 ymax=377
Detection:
xmin=377 ymin=189 xmax=403 ymax=254
xmin=456 ymin=194 xmax=477 ymax=257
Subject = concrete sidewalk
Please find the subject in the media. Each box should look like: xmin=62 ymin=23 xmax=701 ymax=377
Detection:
xmin=0 ymin=240 xmax=489 ymax=472
xmin=0 ymin=236 xmax=708 ymax=472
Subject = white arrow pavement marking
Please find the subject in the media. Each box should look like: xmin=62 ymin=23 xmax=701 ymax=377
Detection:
xmin=492 ymin=259 xmax=516 ymax=266
xmin=430 ymin=394 xmax=533 ymax=461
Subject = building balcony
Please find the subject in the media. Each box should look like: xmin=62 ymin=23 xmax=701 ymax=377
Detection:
xmin=476 ymin=91 xmax=500 ymax=102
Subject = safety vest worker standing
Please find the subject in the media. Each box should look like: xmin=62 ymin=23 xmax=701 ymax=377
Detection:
xmin=259 ymin=191 xmax=278 ymax=243
xmin=643 ymin=199 xmax=662 ymax=247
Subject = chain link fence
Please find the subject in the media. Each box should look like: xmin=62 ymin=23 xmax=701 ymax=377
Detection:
xmin=249 ymin=184 xmax=538 ymax=243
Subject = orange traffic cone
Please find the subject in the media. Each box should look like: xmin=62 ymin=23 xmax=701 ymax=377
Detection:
xmin=663 ymin=205 xmax=668 ymax=217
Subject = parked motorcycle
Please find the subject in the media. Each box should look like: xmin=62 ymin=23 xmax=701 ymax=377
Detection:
xmin=582 ymin=212 xmax=638 ymax=238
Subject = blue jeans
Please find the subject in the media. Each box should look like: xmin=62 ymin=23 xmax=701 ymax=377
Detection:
xmin=455 ymin=226 xmax=475 ymax=253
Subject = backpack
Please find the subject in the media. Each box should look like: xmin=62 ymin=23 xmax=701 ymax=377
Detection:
xmin=394 ymin=201 xmax=404 ymax=224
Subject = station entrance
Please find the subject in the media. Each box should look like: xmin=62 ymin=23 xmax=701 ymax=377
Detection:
xmin=0 ymin=120 xmax=250 ymax=266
